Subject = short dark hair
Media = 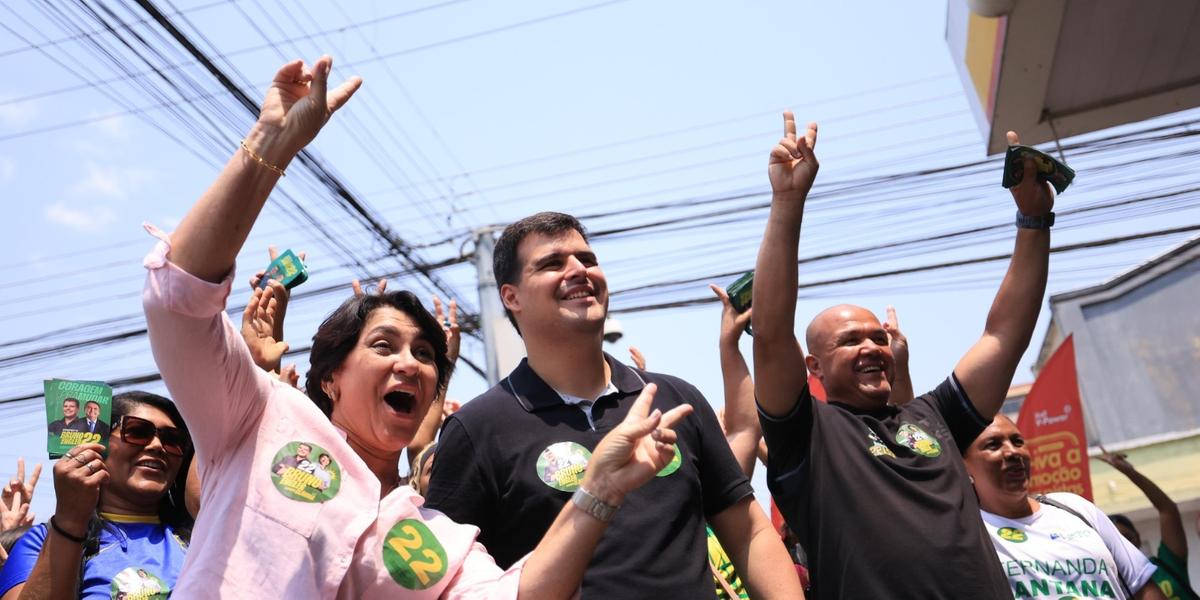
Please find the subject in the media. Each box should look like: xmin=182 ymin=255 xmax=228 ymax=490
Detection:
xmin=85 ymin=400 xmax=100 ymax=408
xmin=63 ymin=397 xmax=79 ymax=407
xmin=493 ymin=212 xmax=588 ymax=333
xmin=1109 ymin=513 xmax=1136 ymax=532
xmin=305 ymin=290 xmax=452 ymax=418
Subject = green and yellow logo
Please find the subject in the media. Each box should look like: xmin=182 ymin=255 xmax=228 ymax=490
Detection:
xmin=656 ymin=444 xmax=682 ymax=477
xmin=382 ymin=519 xmax=448 ymax=590
xmin=866 ymin=430 xmax=896 ymax=458
xmin=268 ymin=441 xmax=341 ymax=503
xmin=895 ymin=423 xmax=942 ymax=457
xmin=997 ymin=526 xmax=1028 ymax=543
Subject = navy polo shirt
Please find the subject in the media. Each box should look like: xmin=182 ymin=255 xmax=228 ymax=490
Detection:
xmin=425 ymin=353 xmax=753 ymax=599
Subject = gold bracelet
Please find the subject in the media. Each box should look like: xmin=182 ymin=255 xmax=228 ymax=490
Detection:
xmin=239 ymin=139 xmax=286 ymax=177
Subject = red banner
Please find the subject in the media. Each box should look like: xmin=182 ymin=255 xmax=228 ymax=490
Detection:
xmin=809 ymin=373 xmax=826 ymax=403
xmin=1016 ymin=336 xmax=1092 ymax=501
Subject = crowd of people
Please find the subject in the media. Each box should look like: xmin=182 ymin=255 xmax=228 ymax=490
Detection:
xmin=0 ymin=55 xmax=1195 ymax=599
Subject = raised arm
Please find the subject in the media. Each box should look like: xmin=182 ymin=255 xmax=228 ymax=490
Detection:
xmin=4 ymin=445 xmax=107 ymax=600
xmin=240 ymin=281 xmax=290 ymax=374
xmin=753 ymin=112 xmax=819 ymax=417
xmin=1100 ymin=451 xmax=1187 ymax=559
xmin=883 ymin=306 xmax=913 ymax=406
xmin=709 ymin=284 xmax=759 ymax=476
xmin=170 ymin=57 xmax=361 ymax=282
xmin=952 ymin=131 xmax=1052 ymax=417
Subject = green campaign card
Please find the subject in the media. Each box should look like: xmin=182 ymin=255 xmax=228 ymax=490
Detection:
xmin=257 ymin=249 xmax=309 ymax=290
xmin=45 ymin=379 xmax=113 ymax=458
xmin=1002 ymin=145 xmax=1076 ymax=195
xmin=726 ymin=271 xmax=754 ymax=336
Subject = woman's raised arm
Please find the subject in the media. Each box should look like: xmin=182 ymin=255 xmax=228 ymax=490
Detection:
xmin=171 ymin=56 xmax=360 ymax=282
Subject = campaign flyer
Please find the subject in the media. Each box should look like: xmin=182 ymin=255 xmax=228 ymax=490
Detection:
xmin=45 ymin=379 xmax=113 ymax=458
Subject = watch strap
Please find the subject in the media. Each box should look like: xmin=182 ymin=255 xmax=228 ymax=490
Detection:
xmin=1015 ymin=211 xmax=1055 ymax=229
xmin=572 ymin=486 xmax=619 ymax=522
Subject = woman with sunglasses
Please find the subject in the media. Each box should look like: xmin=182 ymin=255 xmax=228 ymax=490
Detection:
xmin=140 ymin=54 xmax=690 ymax=598
xmin=0 ymin=392 xmax=193 ymax=599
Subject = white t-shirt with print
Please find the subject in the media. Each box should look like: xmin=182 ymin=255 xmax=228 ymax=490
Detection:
xmin=981 ymin=492 xmax=1157 ymax=599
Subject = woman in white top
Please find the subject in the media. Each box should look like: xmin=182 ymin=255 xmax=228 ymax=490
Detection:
xmin=963 ymin=414 xmax=1165 ymax=599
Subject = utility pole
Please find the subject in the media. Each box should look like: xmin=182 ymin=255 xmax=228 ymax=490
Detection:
xmin=472 ymin=227 xmax=526 ymax=385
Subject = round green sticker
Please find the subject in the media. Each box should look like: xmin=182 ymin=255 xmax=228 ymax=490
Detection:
xmin=997 ymin=526 xmax=1028 ymax=543
xmin=269 ymin=441 xmax=341 ymax=503
xmin=894 ymin=423 xmax=942 ymax=457
xmin=536 ymin=441 xmax=591 ymax=492
xmin=655 ymin=444 xmax=682 ymax=477
xmin=382 ymin=519 xmax=449 ymax=590
xmin=110 ymin=566 xmax=169 ymax=599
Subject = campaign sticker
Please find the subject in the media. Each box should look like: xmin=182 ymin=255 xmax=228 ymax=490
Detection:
xmin=110 ymin=566 xmax=169 ymax=599
xmin=894 ymin=423 xmax=942 ymax=457
xmin=535 ymin=441 xmax=591 ymax=492
xmin=269 ymin=441 xmax=341 ymax=503
xmin=997 ymin=526 xmax=1028 ymax=543
xmin=382 ymin=518 xmax=448 ymax=590
xmin=655 ymin=444 xmax=682 ymax=477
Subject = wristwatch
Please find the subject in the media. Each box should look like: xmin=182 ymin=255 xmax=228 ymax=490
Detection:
xmin=1015 ymin=211 xmax=1055 ymax=229
xmin=572 ymin=486 xmax=619 ymax=522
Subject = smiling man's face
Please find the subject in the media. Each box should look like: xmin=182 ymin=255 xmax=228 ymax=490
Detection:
xmin=806 ymin=305 xmax=894 ymax=408
xmin=502 ymin=230 xmax=609 ymax=339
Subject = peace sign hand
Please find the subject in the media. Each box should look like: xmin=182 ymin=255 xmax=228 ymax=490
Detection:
xmin=581 ymin=384 xmax=693 ymax=506
xmin=432 ymin=296 xmax=461 ymax=364
xmin=768 ymin=111 xmax=820 ymax=201
xmin=0 ymin=457 xmax=39 ymax=531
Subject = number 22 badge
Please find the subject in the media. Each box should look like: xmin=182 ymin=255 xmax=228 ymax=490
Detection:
xmin=382 ymin=519 xmax=449 ymax=590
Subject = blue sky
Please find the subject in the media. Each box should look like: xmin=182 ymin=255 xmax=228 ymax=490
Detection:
xmin=2 ymin=0 xmax=1197 ymax=519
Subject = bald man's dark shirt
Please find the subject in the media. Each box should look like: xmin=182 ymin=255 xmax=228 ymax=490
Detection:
xmin=759 ymin=374 xmax=1010 ymax=599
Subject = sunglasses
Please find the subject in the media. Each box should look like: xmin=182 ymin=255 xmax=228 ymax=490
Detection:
xmin=116 ymin=415 xmax=190 ymax=457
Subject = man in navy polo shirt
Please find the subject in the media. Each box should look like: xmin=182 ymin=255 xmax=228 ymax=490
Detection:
xmin=425 ymin=212 xmax=802 ymax=599
xmin=751 ymin=116 xmax=1053 ymax=598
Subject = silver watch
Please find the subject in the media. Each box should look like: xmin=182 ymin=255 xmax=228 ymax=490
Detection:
xmin=572 ymin=486 xmax=619 ymax=522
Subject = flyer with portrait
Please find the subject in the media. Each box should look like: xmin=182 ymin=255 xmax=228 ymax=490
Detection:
xmin=44 ymin=379 xmax=113 ymax=458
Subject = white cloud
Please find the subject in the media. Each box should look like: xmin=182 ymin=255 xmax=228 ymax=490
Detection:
xmin=0 ymin=98 xmax=38 ymax=128
xmin=68 ymin=161 xmax=154 ymax=200
xmin=0 ymin=156 xmax=14 ymax=182
xmin=93 ymin=114 xmax=131 ymax=140
xmin=45 ymin=201 xmax=117 ymax=232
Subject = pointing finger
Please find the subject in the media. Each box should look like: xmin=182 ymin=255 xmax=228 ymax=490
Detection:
xmin=886 ymin=305 xmax=899 ymax=329
xmin=709 ymin=284 xmax=731 ymax=306
xmin=623 ymin=383 xmax=658 ymax=423
xmin=310 ymin=55 xmax=332 ymax=102
xmin=782 ymin=110 xmax=797 ymax=140
xmin=656 ymin=403 xmax=694 ymax=430
xmin=272 ymin=59 xmax=305 ymax=84
xmin=27 ymin=463 xmax=41 ymax=492
xmin=1006 ymin=130 xmax=1020 ymax=146
xmin=805 ymin=121 xmax=819 ymax=151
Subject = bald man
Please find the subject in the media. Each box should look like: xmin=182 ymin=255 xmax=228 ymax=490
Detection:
xmin=751 ymin=114 xmax=1054 ymax=599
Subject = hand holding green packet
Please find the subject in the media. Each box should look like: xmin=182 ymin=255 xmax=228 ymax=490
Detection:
xmin=1002 ymin=145 xmax=1075 ymax=195
xmin=726 ymin=271 xmax=754 ymax=336
xmin=257 ymin=248 xmax=308 ymax=290
xmin=45 ymin=379 xmax=113 ymax=458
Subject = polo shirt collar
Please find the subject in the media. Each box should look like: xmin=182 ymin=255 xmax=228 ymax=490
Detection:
xmin=503 ymin=352 xmax=647 ymax=413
